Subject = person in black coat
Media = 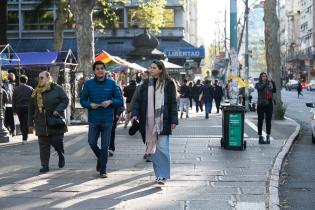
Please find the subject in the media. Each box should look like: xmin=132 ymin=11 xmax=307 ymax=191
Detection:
xmin=202 ymin=80 xmax=214 ymax=119
xmin=188 ymin=82 xmax=193 ymax=109
xmin=213 ymin=80 xmax=224 ymax=113
xmin=192 ymin=79 xmax=203 ymax=112
xmin=131 ymin=60 xmax=178 ymax=186
xmin=123 ymin=80 xmax=137 ymax=128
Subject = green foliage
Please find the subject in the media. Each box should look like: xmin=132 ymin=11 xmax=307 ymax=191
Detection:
xmin=93 ymin=1 xmax=122 ymax=31
xmin=131 ymin=0 xmax=167 ymax=32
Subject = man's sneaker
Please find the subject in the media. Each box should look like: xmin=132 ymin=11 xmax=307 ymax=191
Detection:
xmin=39 ymin=166 xmax=49 ymax=173
xmin=96 ymin=161 xmax=101 ymax=172
xmin=100 ymin=170 xmax=107 ymax=178
xmin=108 ymin=150 xmax=114 ymax=157
xmin=259 ymin=135 xmax=265 ymax=144
xmin=266 ymin=135 xmax=271 ymax=144
xmin=22 ymin=140 xmax=27 ymax=145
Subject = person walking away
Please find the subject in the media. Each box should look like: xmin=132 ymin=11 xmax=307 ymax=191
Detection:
xmin=109 ymin=86 xmax=124 ymax=157
xmin=179 ymin=79 xmax=190 ymax=119
xmin=202 ymin=80 xmax=214 ymax=119
xmin=188 ymin=82 xmax=193 ymax=109
xmin=297 ymin=81 xmax=303 ymax=98
xmin=3 ymin=73 xmax=15 ymax=136
xmin=192 ymin=79 xmax=203 ymax=112
xmin=213 ymin=80 xmax=223 ymax=113
xmin=255 ymin=72 xmax=276 ymax=144
xmin=12 ymin=75 xmax=34 ymax=144
xmin=131 ymin=60 xmax=178 ymax=186
xmin=28 ymin=71 xmax=69 ymax=173
xmin=80 ymin=61 xmax=123 ymax=178
xmin=123 ymin=80 xmax=137 ymax=128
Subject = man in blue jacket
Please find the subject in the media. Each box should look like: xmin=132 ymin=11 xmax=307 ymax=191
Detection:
xmin=80 ymin=61 xmax=123 ymax=178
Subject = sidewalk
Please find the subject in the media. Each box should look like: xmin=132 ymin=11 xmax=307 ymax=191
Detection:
xmin=0 ymin=110 xmax=299 ymax=210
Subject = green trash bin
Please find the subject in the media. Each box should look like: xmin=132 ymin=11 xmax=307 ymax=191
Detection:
xmin=220 ymin=105 xmax=246 ymax=150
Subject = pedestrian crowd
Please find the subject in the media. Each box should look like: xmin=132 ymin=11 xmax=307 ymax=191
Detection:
xmin=3 ymin=60 xmax=277 ymax=185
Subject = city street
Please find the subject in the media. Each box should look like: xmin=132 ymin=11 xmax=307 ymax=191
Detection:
xmin=279 ymin=89 xmax=315 ymax=210
xmin=0 ymin=104 xmax=298 ymax=210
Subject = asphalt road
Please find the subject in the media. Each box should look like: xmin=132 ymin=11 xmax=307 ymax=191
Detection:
xmin=279 ymin=88 xmax=315 ymax=210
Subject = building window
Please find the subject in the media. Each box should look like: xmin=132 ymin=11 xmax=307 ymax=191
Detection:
xmin=8 ymin=11 xmax=19 ymax=30
xmin=23 ymin=10 xmax=53 ymax=30
xmin=163 ymin=9 xmax=175 ymax=28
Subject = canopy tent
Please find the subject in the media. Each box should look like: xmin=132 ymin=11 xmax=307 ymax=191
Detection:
xmin=95 ymin=51 xmax=146 ymax=72
xmin=1 ymin=50 xmax=77 ymax=69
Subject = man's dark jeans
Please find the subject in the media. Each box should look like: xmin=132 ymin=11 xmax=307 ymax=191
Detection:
xmin=16 ymin=107 xmax=29 ymax=140
xmin=88 ymin=122 xmax=113 ymax=171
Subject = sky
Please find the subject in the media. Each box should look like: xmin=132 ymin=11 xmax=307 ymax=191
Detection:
xmin=197 ymin=0 xmax=265 ymax=47
xmin=197 ymin=0 xmax=228 ymax=46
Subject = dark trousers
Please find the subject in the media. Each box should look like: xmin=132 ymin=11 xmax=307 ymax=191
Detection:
xmin=194 ymin=97 xmax=203 ymax=112
xmin=38 ymin=134 xmax=64 ymax=166
xmin=189 ymin=97 xmax=193 ymax=108
xmin=109 ymin=117 xmax=119 ymax=151
xmin=4 ymin=107 xmax=15 ymax=133
xmin=16 ymin=107 xmax=29 ymax=140
xmin=257 ymin=103 xmax=273 ymax=136
xmin=205 ymin=99 xmax=213 ymax=115
xmin=88 ymin=123 xmax=112 ymax=171
xmin=214 ymin=98 xmax=221 ymax=112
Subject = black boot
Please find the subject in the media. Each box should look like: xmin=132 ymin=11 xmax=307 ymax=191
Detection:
xmin=266 ymin=135 xmax=270 ymax=144
xmin=205 ymin=113 xmax=209 ymax=119
xmin=58 ymin=152 xmax=65 ymax=168
xmin=259 ymin=135 xmax=265 ymax=144
xmin=39 ymin=165 xmax=49 ymax=173
xmin=180 ymin=112 xmax=183 ymax=119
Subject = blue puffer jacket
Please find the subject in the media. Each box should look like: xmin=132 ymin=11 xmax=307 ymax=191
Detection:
xmin=80 ymin=77 xmax=123 ymax=124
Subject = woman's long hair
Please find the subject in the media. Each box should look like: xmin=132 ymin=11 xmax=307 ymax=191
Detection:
xmin=259 ymin=72 xmax=267 ymax=83
xmin=152 ymin=60 xmax=170 ymax=89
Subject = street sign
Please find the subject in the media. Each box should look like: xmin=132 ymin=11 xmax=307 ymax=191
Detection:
xmin=163 ymin=48 xmax=205 ymax=58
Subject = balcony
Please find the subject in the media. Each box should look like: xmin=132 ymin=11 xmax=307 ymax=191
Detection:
xmin=124 ymin=0 xmax=184 ymax=7
xmin=95 ymin=27 xmax=185 ymax=38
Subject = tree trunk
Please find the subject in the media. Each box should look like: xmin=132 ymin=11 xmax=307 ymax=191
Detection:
xmin=264 ymin=0 xmax=283 ymax=119
xmin=0 ymin=0 xmax=7 ymax=45
xmin=70 ymin=0 xmax=97 ymax=78
xmin=54 ymin=0 xmax=66 ymax=51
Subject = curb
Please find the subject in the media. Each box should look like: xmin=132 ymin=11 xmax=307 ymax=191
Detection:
xmin=267 ymin=116 xmax=301 ymax=210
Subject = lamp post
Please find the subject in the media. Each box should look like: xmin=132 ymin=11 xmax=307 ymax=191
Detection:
xmin=244 ymin=0 xmax=249 ymax=110
xmin=0 ymin=45 xmax=10 ymax=143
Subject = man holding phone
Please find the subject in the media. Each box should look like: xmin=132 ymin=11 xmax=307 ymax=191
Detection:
xmin=80 ymin=61 xmax=123 ymax=178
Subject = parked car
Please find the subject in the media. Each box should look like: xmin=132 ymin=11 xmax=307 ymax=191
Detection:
xmin=306 ymin=102 xmax=315 ymax=144
xmin=286 ymin=80 xmax=298 ymax=90
xmin=308 ymin=80 xmax=315 ymax=91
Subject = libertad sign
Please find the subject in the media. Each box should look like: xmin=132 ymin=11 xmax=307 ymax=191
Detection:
xmin=163 ymin=48 xmax=205 ymax=58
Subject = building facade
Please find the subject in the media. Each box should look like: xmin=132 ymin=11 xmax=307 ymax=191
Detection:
xmin=7 ymin=0 xmax=204 ymax=78
xmin=285 ymin=0 xmax=315 ymax=81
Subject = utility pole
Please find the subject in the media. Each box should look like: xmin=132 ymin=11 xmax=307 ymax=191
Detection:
xmin=230 ymin=0 xmax=238 ymax=104
xmin=244 ymin=0 xmax=249 ymax=110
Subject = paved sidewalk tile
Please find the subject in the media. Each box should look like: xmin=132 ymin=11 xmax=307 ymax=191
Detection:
xmin=0 ymin=111 xmax=297 ymax=210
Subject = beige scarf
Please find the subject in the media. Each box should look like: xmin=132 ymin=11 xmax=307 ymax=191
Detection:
xmin=145 ymin=79 xmax=165 ymax=154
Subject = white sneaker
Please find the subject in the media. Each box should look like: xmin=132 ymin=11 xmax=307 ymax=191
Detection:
xmin=156 ymin=177 xmax=166 ymax=185
xmin=22 ymin=140 xmax=27 ymax=145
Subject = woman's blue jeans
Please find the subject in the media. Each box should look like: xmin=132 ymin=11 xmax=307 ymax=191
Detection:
xmin=152 ymin=135 xmax=171 ymax=179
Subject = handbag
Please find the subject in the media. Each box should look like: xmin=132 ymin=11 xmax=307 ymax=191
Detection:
xmin=46 ymin=112 xmax=66 ymax=128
